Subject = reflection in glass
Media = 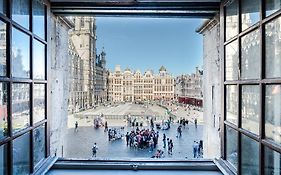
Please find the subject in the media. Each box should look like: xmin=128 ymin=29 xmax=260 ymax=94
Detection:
xmin=265 ymin=85 xmax=281 ymax=144
xmin=265 ymin=146 xmax=281 ymax=175
xmin=225 ymin=40 xmax=238 ymax=80
xmin=13 ymin=132 xmax=30 ymax=175
xmin=33 ymin=0 xmax=45 ymax=39
xmin=226 ymin=126 xmax=238 ymax=169
xmin=241 ymin=29 xmax=260 ymax=79
xmin=0 ymin=83 xmax=8 ymax=140
xmin=265 ymin=16 xmax=281 ymax=78
xmin=0 ymin=0 xmax=6 ymax=14
xmin=12 ymin=83 xmax=30 ymax=133
xmin=226 ymin=85 xmax=238 ymax=125
xmin=0 ymin=144 xmax=8 ymax=175
xmin=12 ymin=0 xmax=30 ymax=29
xmin=225 ymin=0 xmax=238 ymax=41
xmin=12 ymin=28 xmax=30 ymax=78
xmin=0 ymin=20 xmax=6 ymax=76
xmin=34 ymin=84 xmax=45 ymax=123
xmin=242 ymin=85 xmax=260 ymax=135
xmin=33 ymin=124 xmax=45 ymax=168
xmin=266 ymin=0 xmax=281 ymax=16
xmin=33 ymin=40 xmax=45 ymax=79
xmin=241 ymin=0 xmax=260 ymax=31
xmin=241 ymin=134 xmax=259 ymax=175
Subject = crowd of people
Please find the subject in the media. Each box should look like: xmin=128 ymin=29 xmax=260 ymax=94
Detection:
xmin=125 ymin=128 xmax=159 ymax=151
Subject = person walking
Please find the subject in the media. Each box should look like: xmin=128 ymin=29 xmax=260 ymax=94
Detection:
xmin=163 ymin=134 xmax=166 ymax=148
xmin=92 ymin=143 xmax=98 ymax=157
xmin=177 ymin=125 xmax=182 ymax=137
xmin=169 ymin=139 xmax=174 ymax=155
xmin=192 ymin=141 xmax=197 ymax=158
xmin=149 ymin=138 xmax=154 ymax=152
xmin=194 ymin=118 xmax=197 ymax=128
xmin=198 ymin=140 xmax=203 ymax=157
xmin=168 ymin=139 xmax=174 ymax=155
xmin=104 ymin=121 xmax=108 ymax=132
xmin=153 ymin=135 xmax=157 ymax=149
xmin=75 ymin=121 xmax=78 ymax=132
xmin=125 ymin=132 xmax=130 ymax=146
xmin=150 ymin=118 xmax=154 ymax=128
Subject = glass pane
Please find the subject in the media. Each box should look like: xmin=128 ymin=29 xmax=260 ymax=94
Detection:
xmin=0 ymin=20 xmax=6 ymax=76
xmin=33 ymin=124 xmax=45 ymax=167
xmin=225 ymin=40 xmax=238 ymax=80
xmin=13 ymin=132 xmax=30 ymax=175
xmin=226 ymin=126 xmax=238 ymax=169
xmin=33 ymin=40 xmax=45 ymax=79
xmin=12 ymin=0 xmax=30 ymax=29
xmin=241 ymin=85 xmax=260 ymax=135
xmin=241 ymin=0 xmax=260 ymax=31
xmin=266 ymin=0 xmax=281 ymax=17
xmin=265 ymin=146 xmax=281 ymax=175
xmin=33 ymin=84 xmax=45 ymax=123
xmin=265 ymin=85 xmax=281 ymax=144
xmin=226 ymin=85 xmax=238 ymax=125
xmin=225 ymin=0 xmax=238 ymax=41
xmin=0 ymin=144 xmax=8 ymax=175
xmin=265 ymin=16 xmax=281 ymax=78
xmin=12 ymin=83 xmax=30 ymax=133
xmin=0 ymin=83 xmax=8 ymax=140
xmin=33 ymin=0 xmax=45 ymax=39
xmin=241 ymin=134 xmax=259 ymax=175
xmin=0 ymin=0 xmax=6 ymax=15
xmin=12 ymin=28 xmax=30 ymax=78
xmin=241 ymin=29 xmax=261 ymax=79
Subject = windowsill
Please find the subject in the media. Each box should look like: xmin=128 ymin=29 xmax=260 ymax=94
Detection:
xmin=34 ymin=157 xmax=236 ymax=175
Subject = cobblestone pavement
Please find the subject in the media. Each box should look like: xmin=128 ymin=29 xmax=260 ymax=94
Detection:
xmin=160 ymin=103 xmax=204 ymax=124
xmin=64 ymin=103 xmax=204 ymax=159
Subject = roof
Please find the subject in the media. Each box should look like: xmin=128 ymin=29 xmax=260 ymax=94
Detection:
xmin=159 ymin=66 xmax=167 ymax=72
xmin=196 ymin=15 xmax=219 ymax=34
xmin=124 ymin=67 xmax=131 ymax=72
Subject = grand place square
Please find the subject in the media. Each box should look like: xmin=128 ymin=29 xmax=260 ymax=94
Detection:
xmin=64 ymin=102 xmax=204 ymax=159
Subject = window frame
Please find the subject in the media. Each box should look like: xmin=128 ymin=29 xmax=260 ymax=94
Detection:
xmin=0 ymin=0 xmax=49 ymax=174
xmin=222 ymin=0 xmax=281 ymax=174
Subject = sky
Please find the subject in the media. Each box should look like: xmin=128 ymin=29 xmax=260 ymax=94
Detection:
xmin=96 ymin=17 xmax=204 ymax=76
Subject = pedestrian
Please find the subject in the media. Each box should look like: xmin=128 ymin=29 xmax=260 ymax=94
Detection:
xmin=192 ymin=141 xmax=198 ymax=158
xmin=195 ymin=141 xmax=200 ymax=158
xmin=153 ymin=135 xmax=157 ymax=148
xmin=149 ymin=138 xmax=154 ymax=152
xmin=150 ymin=118 xmax=154 ymax=128
xmin=104 ymin=121 xmax=108 ymax=132
xmin=108 ymin=129 xmax=111 ymax=141
xmin=163 ymin=133 xmax=166 ymax=148
xmin=194 ymin=118 xmax=197 ymax=128
xmin=177 ymin=125 xmax=182 ymax=137
xmin=92 ymin=143 xmax=98 ymax=157
xmin=168 ymin=139 xmax=173 ymax=155
xmin=75 ymin=121 xmax=78 ymax=132
xmin=125 ymin=132 xmax=130 ymax=146
xmin=199 ymin=140 xmax=203 ymax=157
xmin=170 ymin=139 xmax=174 ymax=155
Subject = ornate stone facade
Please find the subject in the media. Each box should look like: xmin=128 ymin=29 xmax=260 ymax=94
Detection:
xmin=107 ymin=65 xmax=174 ymax=102
xmin=68 ymin=17 xmax=96 ymax=113
xmin=175 ymin=67 xmax=203 ymax=98
xmin=94 ymin=48 xmax=108 ymax=104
